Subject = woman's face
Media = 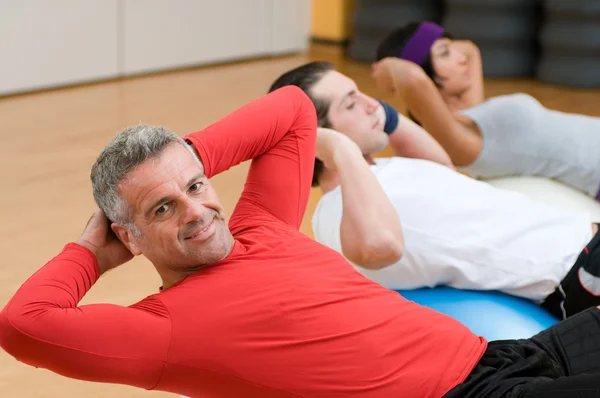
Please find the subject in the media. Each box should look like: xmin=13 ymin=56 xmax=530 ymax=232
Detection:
xmin=430 ymin=38 xmax=472 ymax=96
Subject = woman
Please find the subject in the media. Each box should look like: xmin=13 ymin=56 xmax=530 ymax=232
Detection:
xmin=372 ymin=21 xmax=600 ymax=200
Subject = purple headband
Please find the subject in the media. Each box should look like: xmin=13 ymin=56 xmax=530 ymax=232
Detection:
xmin=398 ymin=22 xmax=445 ymax=66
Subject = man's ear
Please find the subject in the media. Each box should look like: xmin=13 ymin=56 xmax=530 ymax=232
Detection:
xmin=112 ymin=223 xmax=142 ymax=256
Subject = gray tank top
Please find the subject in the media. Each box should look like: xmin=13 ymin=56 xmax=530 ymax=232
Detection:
xmin=458 ymin=93 xmax=600 ymax=197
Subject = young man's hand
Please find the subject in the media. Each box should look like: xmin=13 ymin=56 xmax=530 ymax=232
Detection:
xmin=316 ymin=128 xmax=362 ymax=170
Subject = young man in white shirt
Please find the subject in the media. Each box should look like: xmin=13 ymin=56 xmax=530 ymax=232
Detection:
xmin=269 ymin=61 xmax=600 ymax=320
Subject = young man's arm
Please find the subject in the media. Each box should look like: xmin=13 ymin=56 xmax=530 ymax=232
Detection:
xmin=184 ymin=86 xmax=317 ymax=229
xmin=379 ymin=100 xmax=455 ymax=168
xmin=317 ymin=128 xmax=404 ymax=269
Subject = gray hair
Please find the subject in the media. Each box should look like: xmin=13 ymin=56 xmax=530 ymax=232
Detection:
xmin=91 ymin=122 xmax=201 ymax=234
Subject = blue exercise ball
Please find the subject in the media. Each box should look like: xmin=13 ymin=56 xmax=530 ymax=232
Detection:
xmin=396 ymin=286 xmax=559 ymax=340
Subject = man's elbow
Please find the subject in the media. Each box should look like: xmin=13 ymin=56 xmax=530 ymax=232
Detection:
xmin=0 ymin=305 xmax=44 ymax=363
xmin=345 ymin=233 xmax=404 ymax=270
xmin=0 ymin=309 xmax=20 ymax=358
xmin=281 ymin=85 xmax=314 ymax=112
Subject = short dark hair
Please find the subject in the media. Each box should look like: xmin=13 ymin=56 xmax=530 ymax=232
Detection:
xmin=269 ymin=61 xmax=335 ymax=187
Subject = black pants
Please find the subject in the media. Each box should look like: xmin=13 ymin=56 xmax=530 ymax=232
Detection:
xmin=443 ymin=307 xmax=600 ymax=398
xmin=542 ymin=226 xmax=600 ymax=319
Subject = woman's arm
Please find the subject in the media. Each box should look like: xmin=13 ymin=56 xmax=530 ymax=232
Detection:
xmin=372 ymin=57 xmax=482 ymax=166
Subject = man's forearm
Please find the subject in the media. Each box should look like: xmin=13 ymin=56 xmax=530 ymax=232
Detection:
xmin=333 ymin=141 xmax=404 ymax=268
xmin=183 ymin=86 xmax=316 ymax=179
xmin=387 ymin=110 xmax=455 ymax=169
xmin=0 ymin=243 xmax=168 ymax=387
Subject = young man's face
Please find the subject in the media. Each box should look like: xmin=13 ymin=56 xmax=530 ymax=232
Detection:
xmin=311 ymin=70 xmax=389 ymax=155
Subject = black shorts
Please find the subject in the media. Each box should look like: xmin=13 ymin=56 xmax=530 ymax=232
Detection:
xmin=541 ymin=226 xmax=600 ymax=319
xmin=443 ymin=307 xmax=600 ymax=398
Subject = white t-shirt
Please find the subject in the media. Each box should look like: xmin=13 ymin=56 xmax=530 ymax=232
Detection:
xmin=312 ymin=157 xmax=593 ymax=302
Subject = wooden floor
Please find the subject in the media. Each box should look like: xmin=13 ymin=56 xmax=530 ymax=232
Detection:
xmin=1 ymin=43 xmax=600 ymax=397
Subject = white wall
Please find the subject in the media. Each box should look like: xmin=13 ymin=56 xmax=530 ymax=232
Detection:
xmin=0 ymin=0 xmax=310 ymax=95
xmin=0 ymin=1 xmax=120 ymax=95
xmin=121 ymin=0 xmax=272 ymax=75
xmin=270 ymin=0 xmax=311 ymax=54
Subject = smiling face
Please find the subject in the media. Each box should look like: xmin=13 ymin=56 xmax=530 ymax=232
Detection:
xmin=114 ymin=142 xmax=234 ymax=272
xmin=310 ymin=70 xmax=389 ymax=155
xmin=430 ymin=38 xmax=472 ymax=96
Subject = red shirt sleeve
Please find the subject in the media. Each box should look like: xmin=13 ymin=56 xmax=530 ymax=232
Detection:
xmin=0 ymin=243 xmax=170 ymax=389
xmin=184 ymin=85 xmax=317 ymax=230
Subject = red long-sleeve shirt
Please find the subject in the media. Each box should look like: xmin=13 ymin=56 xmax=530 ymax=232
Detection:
xmin=0 ymin=86 xmax=486 ymax=397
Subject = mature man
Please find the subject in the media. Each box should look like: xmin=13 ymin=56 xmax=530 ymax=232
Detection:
xmin=0 ymin=86 xmax=477 ymax=397
xmin=3 ymin=86 xmax=600 ymax=398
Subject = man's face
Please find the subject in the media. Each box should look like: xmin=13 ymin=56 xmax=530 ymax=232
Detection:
xmin=116 ymin=143 xmax=234 ymax=270
xmin=311 ymin=70 xmax=389 ymax=155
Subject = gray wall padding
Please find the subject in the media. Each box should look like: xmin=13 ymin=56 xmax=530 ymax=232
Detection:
xmin=537 ymin=0 xmax=600 ymax=87
xmin=442 ymin=0 xmax=539 ymax=78
xmin=348 ymin=0 xmax=441 ymax=63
